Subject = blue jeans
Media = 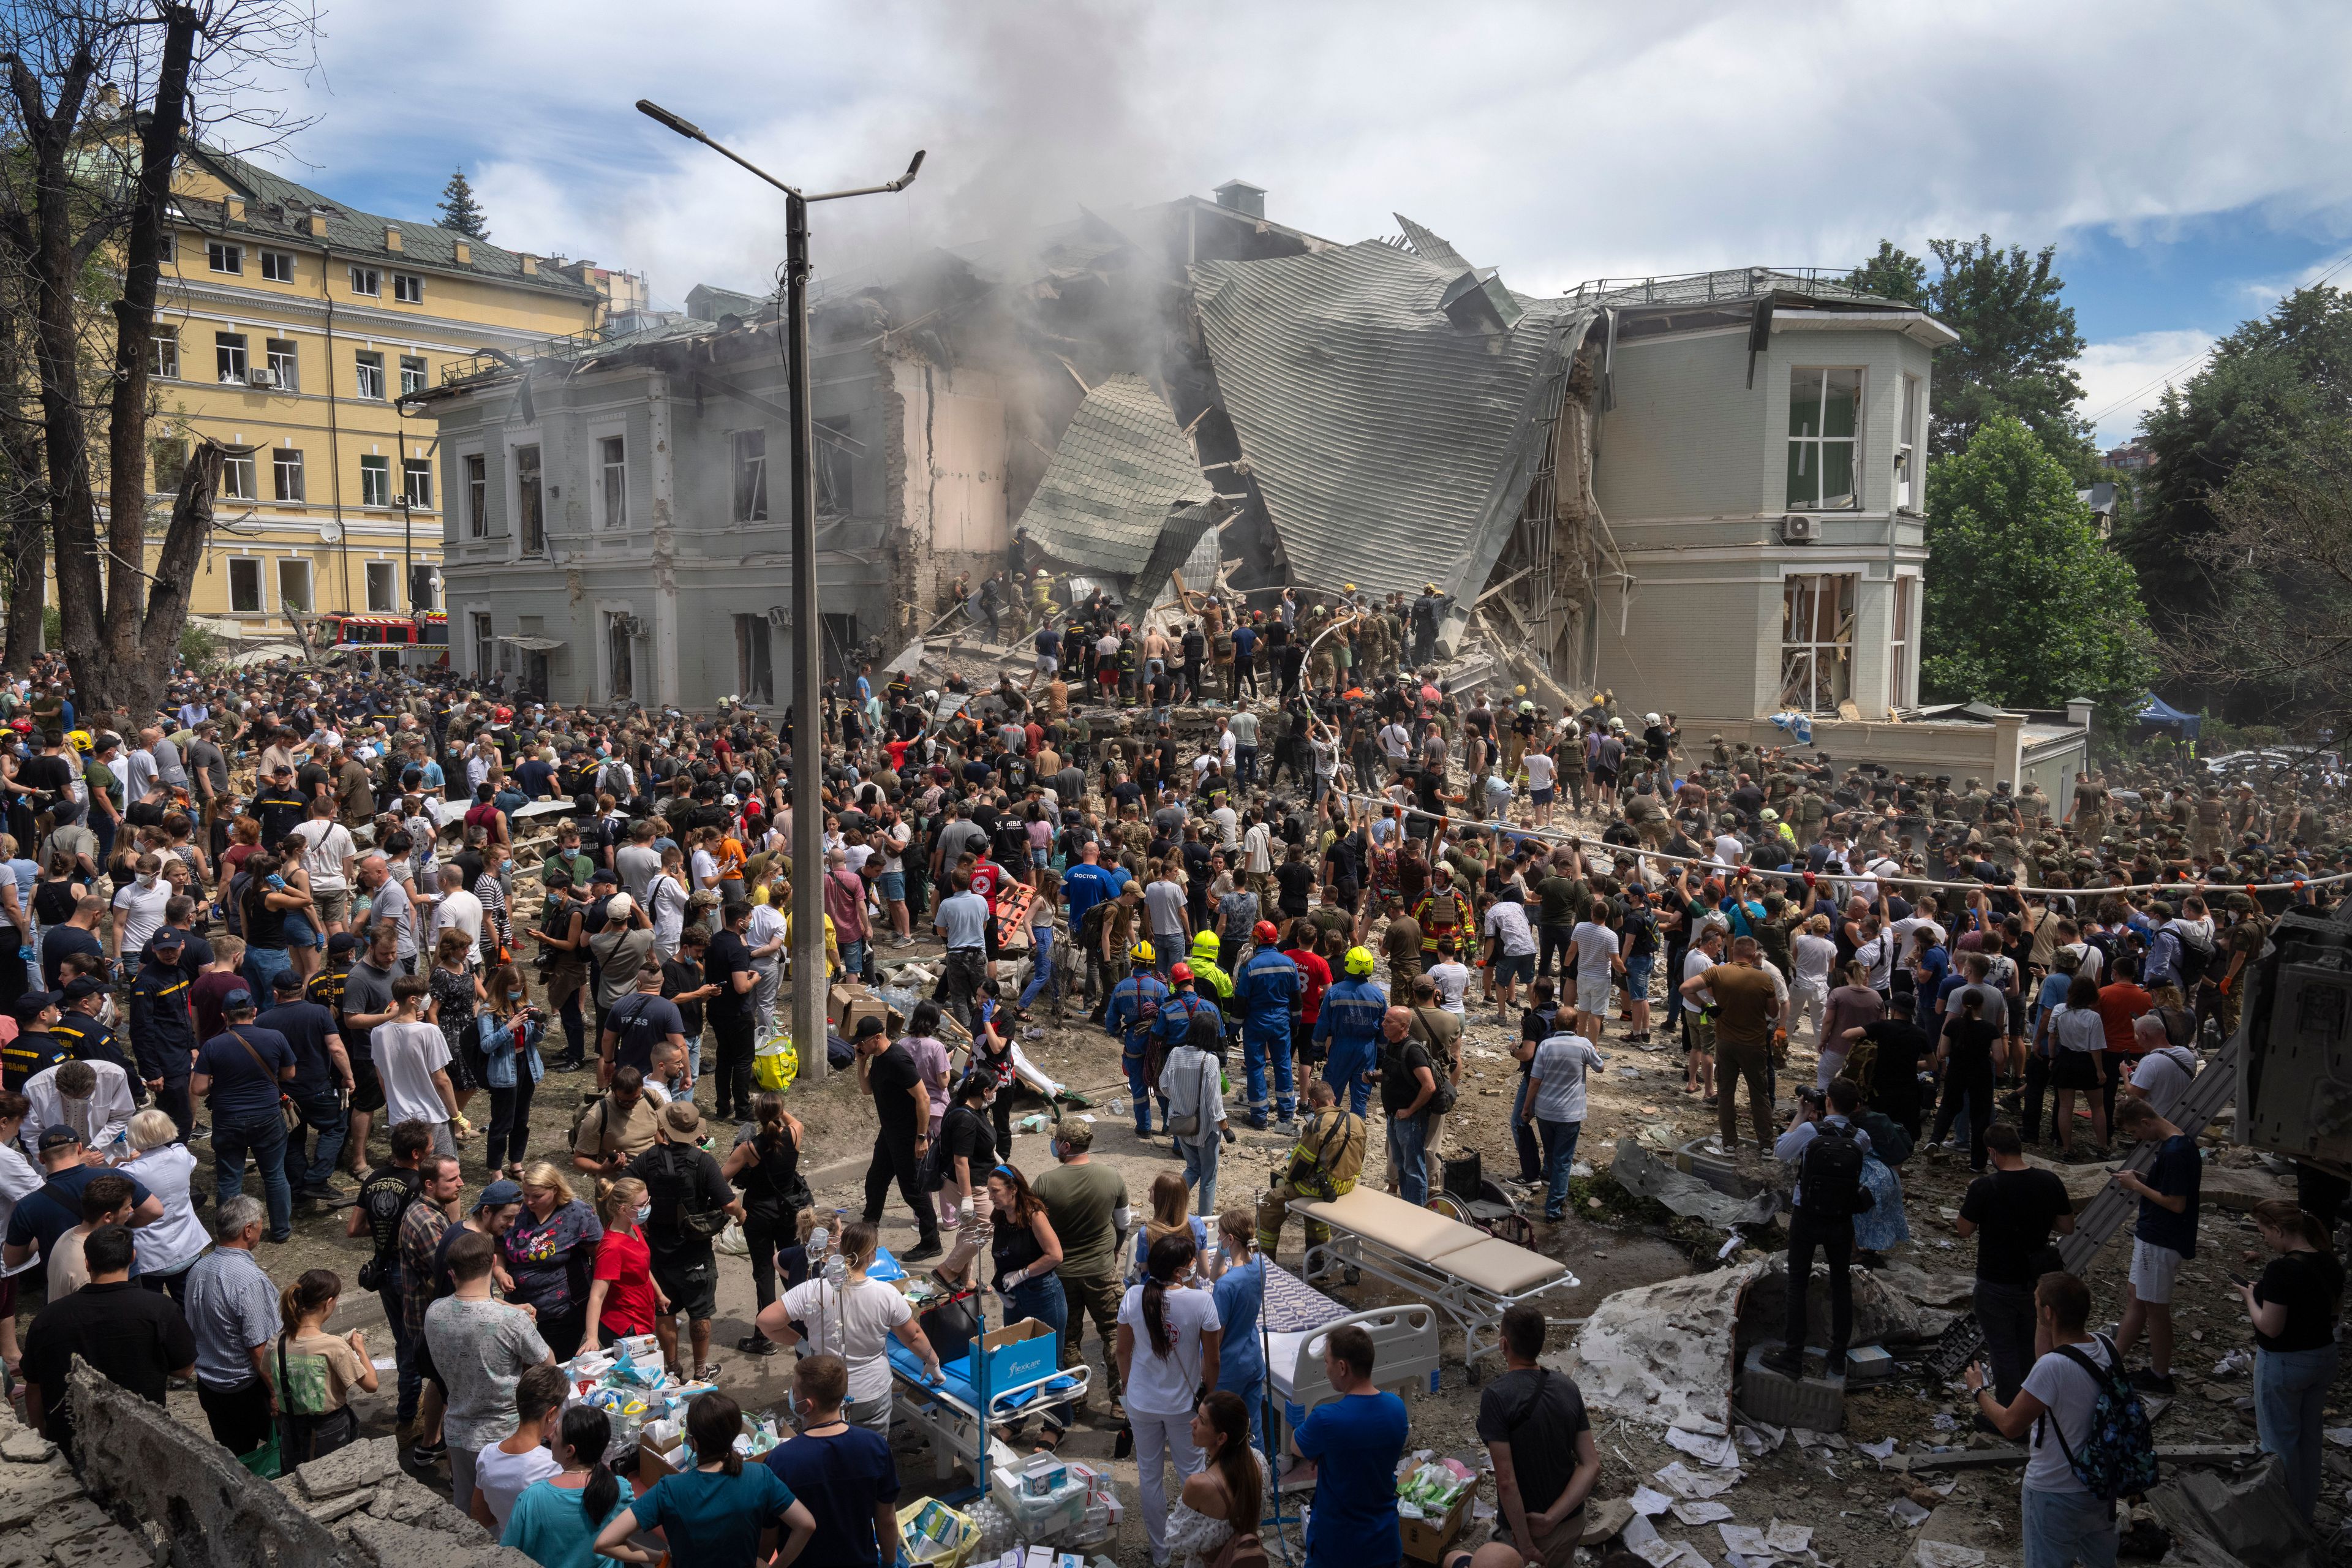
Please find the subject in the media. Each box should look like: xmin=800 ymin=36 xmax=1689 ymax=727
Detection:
xmin=1243 ymin=1024 xmax=1295 ymax=1122
xmin=1537 ymin=1118 xmax=1581 ymax=1219
xmin=241 ymin=944 xmax=293 ymax=1000
xmin=1509 ymin=1075 xmax=1543 ymax=1182
xmin=212 ymin=1111 xmax=292 ymax=1239
xmin=1180 ymin=1134 xmax=1219 ymax=1219
xmin=287 ymin=1089 xmax=347 ymax=1190
xmin=1123 ymin=1049 xmax=1154 ymax=1135
xmin=377 ymin=1273 xmax=421 ymax=1427
xmin=1019 ymin=927 xmax=1055 ymax=1010
xmin=1386 ymin=1112 xmax=1428 ymax=1206
xmin=2021 ymin=1485 xmax=2116 ymax=1568
xmin=2256 ymin=1342 xmax=2339 ymax=1522
xmin=1323 ymin=1044 xmax=1373 ymax=1119
xmin=840 ymin=939 xmax=869 ymax=984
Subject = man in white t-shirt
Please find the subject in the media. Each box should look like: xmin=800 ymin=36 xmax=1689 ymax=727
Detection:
xmin=1966 ymin=1272 xmax=2121 ymax=1568
xmin=1569 ymin=902 xmax=1624 ymax=1039
xmin=1523 ymin=748 xmax=1557 ymax=826
xmin=371 ymin=976 xmax=460 ymax=1155
xmin=1481 ymin=895 xmax=1537 ymax=1020
xmin=2125 ymin=1020 xmax=2197 ymax=1121
xmin=1522 ymin=1030 xmax=1604 ymax=1221
xmin=429 ymin=863 xmax=484 ymax=964
xmin=758 ymin=1238 xmax=942 ymax=1434
xmin=290 ymin=797 xmax=358 ymax=933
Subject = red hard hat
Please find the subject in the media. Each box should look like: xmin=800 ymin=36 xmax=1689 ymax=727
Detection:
xmin=1254 ymin=921 xmax=1279 ymax=944
xmin=1169 ymin=961 xmax=1194 ymax=983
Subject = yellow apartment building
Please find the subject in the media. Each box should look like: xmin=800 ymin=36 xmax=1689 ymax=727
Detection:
xmin=146 ymin=144 xmax=620 ymax=641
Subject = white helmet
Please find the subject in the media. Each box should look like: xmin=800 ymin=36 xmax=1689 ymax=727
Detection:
xmin=1645 ymin=712 xmax=1661 ymax=725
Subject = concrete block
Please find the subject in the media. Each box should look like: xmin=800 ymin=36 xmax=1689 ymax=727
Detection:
xmin=1736 ymin=1343 xmax=1845 ymax=1431
xmin=30 ymin=1496 xmax=111 ymax=1545
xmin=367 ymin=1469 xmax=478 ymax=1533
xmin=0 ymin=1431 xmax=56 ymax=1464
xmin=47 ymin=1529 xmax=151 ymax=1568
xmin=303 ymin=1489 xmax=378 ymax=1525
xmin=0 ymin=1463 xmax=82 ymax=1529
xmin=295 ymin=1436 xmax=398 ymax=1499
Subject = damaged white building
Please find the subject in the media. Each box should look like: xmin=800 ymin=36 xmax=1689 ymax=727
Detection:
xmin=415 ymin=184 xmax=2087 ymax=794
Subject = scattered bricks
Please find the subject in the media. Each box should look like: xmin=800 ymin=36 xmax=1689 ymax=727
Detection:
xmin=295 ymin=1436 xmax=398 ymax=1500
xmin=366 ymin=1469 xmax=477 ymax=1532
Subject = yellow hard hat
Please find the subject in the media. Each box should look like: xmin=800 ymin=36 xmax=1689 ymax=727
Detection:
xmin=66 ymin=729 xmax=91 ymax=753
xmin=1513 ymin=685 xmax=1526 ymax=697
xmin=1129 ymin=939 xmax=1155 ymax=964
xmin=1341 ymin=582 xmax=1356 ymax=594
xmin=1191 ymin=930 xmax=1219 ymax=958
xmin=1343 ymin=946 xmax=1376 ymax=978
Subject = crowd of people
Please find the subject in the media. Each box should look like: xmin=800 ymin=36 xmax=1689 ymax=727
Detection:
xmin=0 ymin=575 xmax=2336 ymax=1568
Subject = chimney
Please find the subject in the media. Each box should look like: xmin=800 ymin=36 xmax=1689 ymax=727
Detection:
xmin=1213 ymin=180 xmax=1266 ymax=220
xmin=307 ymin=209 xmax=328 ymax=238
xmin=518 ymin=254 xmax=537 ymax=276
xmin=224 ymin=195 xmax=246 ymax=223
xmin=453 ymin=239 xmax=471 ymax=265
xmin=2065 ymin=698 xmax=2094 ymax=731
xmin=384 ymin=224 xmax=402 ymax=252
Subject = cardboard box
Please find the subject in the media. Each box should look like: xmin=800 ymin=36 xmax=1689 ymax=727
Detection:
xmin=1399 ymin=1485 xmax=1472 ymax=1564
xmin=831 ymin=984 xmax=886 ymax=1036
xmin=971 ymin=1317 xmax=1059 ymax=1394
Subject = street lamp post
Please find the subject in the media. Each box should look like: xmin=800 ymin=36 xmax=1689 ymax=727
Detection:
xmin=636 ymin=100 xmax=923 ymax=1087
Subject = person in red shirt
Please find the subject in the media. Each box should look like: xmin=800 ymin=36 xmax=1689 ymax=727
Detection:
xmin=586 ymin=1175 xmax=666 ymax=1350
xmin=2095 ymin=965 xmax=2154 ymax=1131
xmin=1284 ymin=917 xmax=1333 ymax=1068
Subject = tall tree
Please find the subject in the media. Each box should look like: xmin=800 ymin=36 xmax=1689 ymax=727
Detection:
xmin=1844 ymin=235 xmax=2091 ymax=469
xmin=1919 ymin=415 xmax=2154 ymax=710
xmin=437 ymin=166 xmax=488 ymax=239
xmin=2119 ymin=285 xmax=2352 ymax=717
xmin=0 ymin=0 xmax=310 ymax=722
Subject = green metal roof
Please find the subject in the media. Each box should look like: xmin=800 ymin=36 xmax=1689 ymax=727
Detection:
xmin=1013 ymin=372 xmax=1210 ymax=577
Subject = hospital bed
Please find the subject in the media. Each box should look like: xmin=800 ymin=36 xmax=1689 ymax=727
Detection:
xmin=1291 ymin=1185 xmax=1580 ymax=1380
xmin=886 ymin=1336 xmax=1091 ymax=1482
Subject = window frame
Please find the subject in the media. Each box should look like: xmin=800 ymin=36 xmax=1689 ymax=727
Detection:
xmin=214 ymin=332 xmax=249 ymax=384
xmin=1780 ymin=571 xmax=1858 ymax=716
xmin=150 ymin=437 xmax=189 ymax=496
xmin=276 ymin=556 xmax=314 ymax=614
xmin=364 ymin=560 xmax=398 ymax=612
xmin=464 ymin=451 xmax=489 ymax=539
xmin=409 ymin=564 xmax=440 ymax=612
xmin=734 ymin=614 xmax=775 ymax=705
xmin=393 ymin=273 xmax=424 ymax=304
xmin=271 ymin=447 xmax=305 ymax=503
xmin=264 ymin=338 xmax=300 ymax=393
xmin=148 ymin=329 xmax=179 ymax=380
xmin=206 ymin=240 xmax=242 ymax=275
xmin=399 ymin=354 xmax=428 ymax=396
xmin=597 ymin=434 xmax=628 ymax=529
xmin=219 ymin=452 xmax=255 ymax=501
xmin=731 ymin=428 xmax=769 ymax=522
xmin=259 ymin=249 xmax=295 ymax=283
xmin=359 ymin=453 xmax=391 ymax=508
xmin=1785 ymin=366 xmax=1864 ymax=513
xmin=814 ymin=417 xmax=856 ymax=516
xmin=1889 ymin=573 xmax=1917 ymax=710
xmin=514 ymin=443 xmax=546 ymax=553
xmin=473 ymin=612 xmax=498 ymax=682
xmin=225 ymin=556 xmax=265 ymax=614
xmin=352 ymin=350 xmax=385 ymax=401
xmin=1896 ymin=373 xmax=1921 ymax=513
xmin=403 ymin=456 xmax=434 ymax=510
xmin=349 ymin=265 xmax=380 ymax=297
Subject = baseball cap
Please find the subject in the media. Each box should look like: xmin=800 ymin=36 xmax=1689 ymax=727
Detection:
xmin=1055 ymin=1118 xmax=1096 ymax=1150
xmin=36 ymin=1125 xmax=82 ymax=1153
xmin=604 ymin=893 xmax=636 ymax=921
xmin=11 ymin=991 xmax=58 ymax=1021
xmin=149 ymin=927 xmax=185 ymax=949
xmin=853 ymin=1014 xmax=887 ymax=1039
xmin=662 ymin=1101 xmax=706 ymax=1140
xmin=220 ymin=987 xmax=254 ymax=1011
xmin=326 ymin=932 xmax=359 ymax=954
xmin=61 ymin=976 xmax=107 ymax=1001
xmin=271 ymin=969 xmax=305 ymax=993
xmin=477 ymin=1179 xmax=524 ymax=1210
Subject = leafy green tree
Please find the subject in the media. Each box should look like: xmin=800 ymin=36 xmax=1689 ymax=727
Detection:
xmin=1844 ymin=235 xmax=2091 ymax=469
xmin=1920 ymin=414 xmax=2154 ymax=709
xmin=437 ymin=167 xmax=489 ymax=239
xmin=2120 ymin=285 xmax=2352 ymax=696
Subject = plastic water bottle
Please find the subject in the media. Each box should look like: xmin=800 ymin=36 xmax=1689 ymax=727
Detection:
xmin=1108 ymin=1096 xmax=1127 ymax=1117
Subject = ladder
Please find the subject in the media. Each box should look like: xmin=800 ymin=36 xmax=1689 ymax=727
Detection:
xmin=2058 ymin=1027 xmax=2241 ymax=1273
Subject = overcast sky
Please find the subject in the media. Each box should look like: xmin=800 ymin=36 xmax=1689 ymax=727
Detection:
xmin=228 ymin=0 xmax=2352 ymax=448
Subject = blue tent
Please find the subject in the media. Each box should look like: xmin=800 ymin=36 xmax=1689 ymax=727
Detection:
xmin=2136 ymin=693 xmax=2202 ymax=741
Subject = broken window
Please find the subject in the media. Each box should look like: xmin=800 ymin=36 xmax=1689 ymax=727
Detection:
xmin=815 ymin=417 xmax=856 ymax=515
xmin=732 ymin=429 xmax=768 ymax=522
xmin=1896 ymin=373 xmax=1921 ymax=511
xmin=1787 ymin=368 xmax=1861 ymax=511
xmin=598 ymin=435 xmax=628 ymax=527
xmin=734 ymin=614 xmax=774 ymax=705
xmin=1781 ymin=572 xmax=1856 ymax=714
xmin=1890 ymin=575 xmax=1915 ymax=709
xmin=360 ymin=454 xmax=391 ymax=507
xmin=516 ymin=445 xmax=545 ymax=551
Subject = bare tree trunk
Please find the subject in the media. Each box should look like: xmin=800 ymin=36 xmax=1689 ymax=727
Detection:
xmin=0 ymin=488 xmax=43 ymax=673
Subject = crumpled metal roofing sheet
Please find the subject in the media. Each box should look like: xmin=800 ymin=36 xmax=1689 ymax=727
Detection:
xmin=1193 ymin=239 xmax=1596 ymax=605
xmin=1013 ymin=372 xmax=1208 ymax=577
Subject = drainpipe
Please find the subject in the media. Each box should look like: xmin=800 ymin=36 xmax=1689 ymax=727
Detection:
xmin=317 ymin=244 xmax=351 ymax=613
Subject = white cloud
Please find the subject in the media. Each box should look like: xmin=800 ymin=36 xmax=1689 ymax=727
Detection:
xmin=2077 ymin=330 xmax=2217 ymax=448
xmin=218 ymin=0 xmax=2352 ymax=316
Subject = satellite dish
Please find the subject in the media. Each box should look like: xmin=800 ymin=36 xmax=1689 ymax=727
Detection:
xmin=318 ymin=522 xmax=343 ymax=544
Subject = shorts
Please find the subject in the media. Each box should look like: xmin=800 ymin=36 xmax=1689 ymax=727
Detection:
xmin=2051 ymin=1047 xmax=2104 ymax=1092
xmin=284 ymin=912 xmax=319 ymax=950
xmin=1626 ymin=952 xmax=1655 ymax=996
xmin=652 ymin=1254 xmax=718 ymax=1322
xmin=1592 ymin=769 xmax=1618 ymax=788
xmin=1491 ymin=952 xmax=1533 ymax=986
xmin=2129 ymin=1238 xmax=2182 ymax=1305
xmin=348 ymin=1055 xmax=385 ymax=1115
xmin=1576 ymin=972 xmax=1612 ymax=1011
xmin=1031 ymin=847 xmax=1049 ymax=869
xmin=1530 ymin=788 xmax=1554 ymax=805
xmin=1035 ymin=655 xmax=1058 ymax=676
xmin=313 ymin=888 xmax=352 ymax=927
xmin=878 ymin=871 xmax=905 ymax=903
xmin=2006 ymin=991 xmax=2027 ymax=1035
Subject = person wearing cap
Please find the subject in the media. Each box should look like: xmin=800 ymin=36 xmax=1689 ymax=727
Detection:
xmin=129 ymin=929 xmax=199 ymax=1140
xmin=51 ymin=974 xmax=134 ymax=1086
xmin=2 ymin=990 xmax=70 ymax=1090
xmin=625 ymin=1100 xmax=740 ymax=1381
xmin=261 ymin=964 xmax=352 ymax=1202
xmin=2 ymin=1123 xmax=159 ymax=1280
xmin=1235 ymin=921 xmax=1302 ymax=1129
xmin=191 ymin=985 xmax=297 ymax=1242
xmin=250 ymin=764 xmax=309 ymax=850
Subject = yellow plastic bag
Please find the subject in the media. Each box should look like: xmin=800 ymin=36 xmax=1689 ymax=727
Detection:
xmin=896 ymin=1498 xmax=978 ymax=1568
xmin=752 ymin=1033 xmax=799 ymax=1093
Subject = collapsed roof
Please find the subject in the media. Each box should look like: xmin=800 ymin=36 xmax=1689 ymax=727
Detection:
xmin=1193 ymin=222 xmax=1599 ymax=608
xmin=1011 ymin=372 xmax=1211 ymax=579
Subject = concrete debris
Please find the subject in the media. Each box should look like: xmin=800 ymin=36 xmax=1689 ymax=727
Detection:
xmin=1738 ymin=1253 xmax=1956 ymax=1349
xmin=2139 ymin=1454 xmax=2328 ymax=1568
xmin=1559 ymin=1261 xmax=1759 ymax=1432
xmin=1610 ymin=1138 xmax=1779 ymax=1229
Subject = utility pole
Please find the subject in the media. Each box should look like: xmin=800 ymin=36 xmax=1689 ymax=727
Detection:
xmin=637 ymin=100 xmax=922 ymax=1085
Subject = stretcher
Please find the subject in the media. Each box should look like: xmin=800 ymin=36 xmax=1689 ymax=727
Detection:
xmin=1292 ymin=1185 xmax=1580 ymax=1379
xmin=886 ymin=1338 xmax=1091 ymax=1482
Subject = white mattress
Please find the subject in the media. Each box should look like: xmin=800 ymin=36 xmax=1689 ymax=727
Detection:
xmin=1267 ymin=1330 xmax=1316 ymax=1400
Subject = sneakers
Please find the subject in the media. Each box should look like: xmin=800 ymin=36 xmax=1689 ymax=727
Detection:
xmin=902 ymin=1237 xmax=944 ymax=1263
xmin=737 ymin=1334 xmax=777 ymax=1357
xmin=2129 ymin=1368 xmax=2176 ymax=1396
xmin=1760 ymin=1348 xmax=1803 ymax=1379
xmin=408 ymin=1439 xmax=447 ymax=1468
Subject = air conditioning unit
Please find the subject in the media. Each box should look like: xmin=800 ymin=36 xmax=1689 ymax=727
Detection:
xmin=764 ymin=606 xmax=790 ymax=630
xmin=1779 ymin=513 xmax=1820 ymax=545
xmin=246 ymin=367 xmax=275 ymax=389
xmin=611 ymin=614 xmax=644 ymax=638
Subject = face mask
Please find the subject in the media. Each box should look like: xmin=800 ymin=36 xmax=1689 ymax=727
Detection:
xmin=635 ymin=1203 xmax=652 ymax=1226
xmin=135 ymin=872 xmax=157 ymax=888
xmin=508 ymin=990 xmax=523 ymax=1002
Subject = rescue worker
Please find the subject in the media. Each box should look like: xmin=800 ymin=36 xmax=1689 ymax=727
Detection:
xmin=1411 ymin=866 xmax=1475 ymax=974
xmin=1313 ymin=946 xmax=1387 ymax=1118
xmin=1150 ymin=963 xmax=1224 ymax=1142
xmin=1103 ymin=942 xmax=1169 ymax=1136
xmin=1254 ymin=1077 xmax=1366 ymax=1276
xmin=1234 ymin=921 xmax=1302 ymax=1129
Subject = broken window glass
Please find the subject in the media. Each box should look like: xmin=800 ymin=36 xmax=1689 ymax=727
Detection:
xmin=1787 ymin=368 xmax=1861 ymax=510
xmin=1781 ymin=573 xmax=1856 ymax=712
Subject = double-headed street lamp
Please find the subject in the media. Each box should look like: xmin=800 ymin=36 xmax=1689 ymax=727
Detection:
xmin=637 ymin=100 xmax=924 ymax=1085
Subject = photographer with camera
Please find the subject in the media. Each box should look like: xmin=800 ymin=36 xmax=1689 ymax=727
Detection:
xmin=478 ymin=963 xmax=546 ymax=1182
xmin=1763 ymin=1079 xmax=1872 ymax=1379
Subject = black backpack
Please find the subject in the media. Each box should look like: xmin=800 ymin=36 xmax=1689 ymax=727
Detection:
xmin=1798 ymin=1120 xmax=1874 ymax=1216
xmin=2173 ymin=924 xmax=2215 ymax=989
